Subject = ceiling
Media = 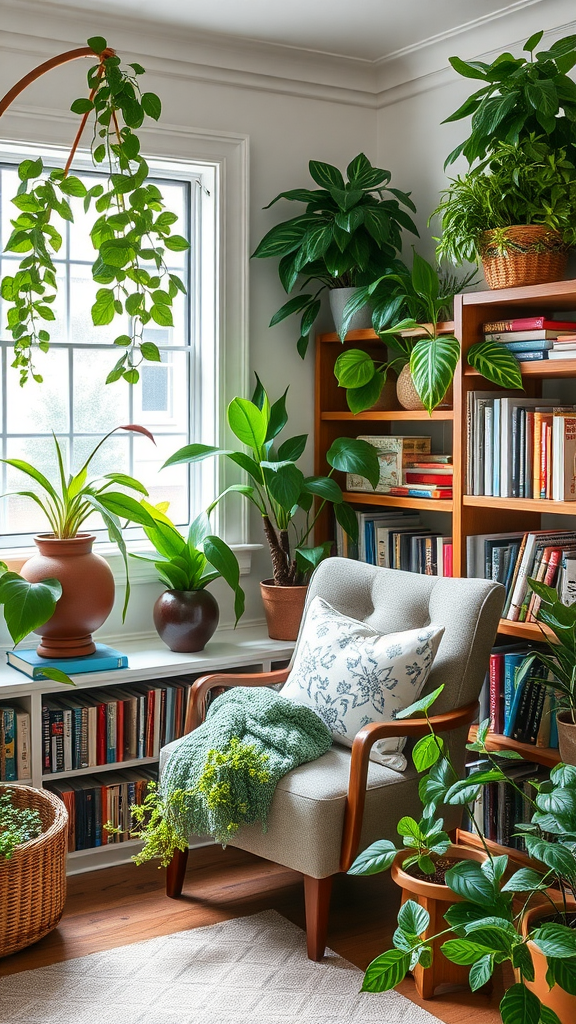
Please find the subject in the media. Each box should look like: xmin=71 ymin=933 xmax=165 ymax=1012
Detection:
xmin=37 ymin=0 xmax=544 ymax=62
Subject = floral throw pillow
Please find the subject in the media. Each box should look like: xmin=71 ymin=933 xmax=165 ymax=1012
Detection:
xmin=281 ymin=596 xmax=444 ymax=769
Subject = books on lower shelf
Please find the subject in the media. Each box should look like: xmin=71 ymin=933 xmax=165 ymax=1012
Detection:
xmin=482 ymin=318 xmax=576 ymax=365
xmin=42 ymin=675 xmax=201 ymax=775
xmin=468 ymin=528 xmax=576 ymax=621
xmin=336 ymin=509 xmax=453 ymax=577
xmin=47 ymin=767 xmax=156 ymax=852
xmin=463 ymin=754 xmax=547 ymax=849
xmin=466 ymin=391 xmax=576 ymax=499
xmin=7 ymin=642 xmax=129 ymax=679
xmin=480 ymin=647 xmax=558 ymax=745
xmin=0 ymin=703 xmax=31 ymax=780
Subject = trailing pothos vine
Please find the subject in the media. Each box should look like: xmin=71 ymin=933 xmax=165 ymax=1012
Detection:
xmin=0 ymin=36 xmax=189 ymax=386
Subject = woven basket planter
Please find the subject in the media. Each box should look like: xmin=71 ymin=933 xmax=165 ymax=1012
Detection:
xmin=0 ymin=785 xmax=68 ymax=958
xmin=479 ymin=225 xmax=569 ymax=290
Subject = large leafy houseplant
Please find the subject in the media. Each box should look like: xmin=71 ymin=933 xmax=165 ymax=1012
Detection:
xmin=443 ymin=30 xmax=576 ymax=168
xmin=334 ymin=252 xmax=522 ymax=415
xmin=163 ymin=377 xmax=380 ymax=586
xmin=0 ymin=37 xmax=189 ymax=386
xmin=349 ymin=690 xmax=576 ymax=1024
xmin=252 ymin=153 xmax=418 ymax=357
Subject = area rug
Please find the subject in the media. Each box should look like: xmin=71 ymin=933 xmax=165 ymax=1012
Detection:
xmin=0 ymin=910 xmax=445 ymax=1024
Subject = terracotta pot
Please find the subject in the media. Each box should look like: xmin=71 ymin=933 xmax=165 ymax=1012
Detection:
xmin=391 ymin=844 xmax=488 ymax=998
xmin=520 ymin=900 xmax=576 ymax=1023
xmin=479 ymin=225 xmax=568 ymax=290
xmin=557 ymin=711 xmax=576 ymax=765
xmin=20 ymin=534 xmax=115 ymax=658
xmin=396 ymin=363 xmax=453 ymax=412
xmin=153 ymin=589 xmax=219 ymax=653
xmin=260 ymin=579 xmax=307 ymax=641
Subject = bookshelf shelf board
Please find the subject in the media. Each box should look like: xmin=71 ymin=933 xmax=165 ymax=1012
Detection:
xmin=321 ymin=410 xmax=453 ymax=421
xmin=462 ymin=280 xmax=576 ymax=310
xmin=67 ymin=838 xmax=142 ymax=859
xmin=342 ymin=491 xmax=453 ymax=512
xmin=319 ymin=322 xmax=454 ymax=344
xmin=468 ymin=725 xmax=560 ymax=768
xmin=465 ymin=359 xmax=576 ymax=380
xmin=41 ymin=756 xmax=160 ymax=782
xmin=497 ymin=618 xmax=554 ymax=642
xmin=463 ymin=495 xmax=576 ymax=515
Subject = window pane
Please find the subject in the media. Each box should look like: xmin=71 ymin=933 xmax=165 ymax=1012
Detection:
xmin=6 ymin=348 xmax=69 ymax=433
xmin=136 ymin=433 xmax=189 ymax=525
xmin=2 ymin=436 xmax=69 ymax=535
xmin=69 ymin=262 xmax=129 ymax=345
xmin=73 ymin=349 xmax=130 ymax=433
xmin=132 ymin=349 xmax=189 ymax=432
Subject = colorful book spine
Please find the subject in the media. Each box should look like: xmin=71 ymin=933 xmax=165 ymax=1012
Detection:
xmin=483 ymin=318 xmax=576 ymax=333
xmin=1 ymin=708 xmax=17 ymax=781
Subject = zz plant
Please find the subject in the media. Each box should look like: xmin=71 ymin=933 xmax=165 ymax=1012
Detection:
xmin=0 ymin=37 xmax=189 ymax=386
xmin=350 ymin=690 xmax=576 ymax=1024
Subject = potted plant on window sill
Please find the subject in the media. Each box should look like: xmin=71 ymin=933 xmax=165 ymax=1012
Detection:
xmin=251 ymin=153 xmax=418 ymax=357
xmin=1 ymin=424 xmax=156 ymax=658
xmin=130 ymin=502 xmax=245 ymax=652
xmin=163 ymin=377 xmax=380 ymax=640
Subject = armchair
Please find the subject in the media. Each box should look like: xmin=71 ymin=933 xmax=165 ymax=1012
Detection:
xmin=160 ymin=559 xmax=505 ymax=962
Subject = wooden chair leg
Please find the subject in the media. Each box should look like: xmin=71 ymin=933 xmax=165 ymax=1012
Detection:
xmin=303 ymin=874 xmax=333 ymax=961
xmin=166 ymin=847 xmax=189 ymax=899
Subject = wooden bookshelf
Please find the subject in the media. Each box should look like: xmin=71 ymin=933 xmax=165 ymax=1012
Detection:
xmin=321 ymin=410 xmax=453 ymax=421
xmin=468 ymin=725 xmax=560 ymax=768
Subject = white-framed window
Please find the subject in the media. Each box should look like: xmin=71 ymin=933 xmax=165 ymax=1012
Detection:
xmin=0 ymin=140 xmax=225 ymax=547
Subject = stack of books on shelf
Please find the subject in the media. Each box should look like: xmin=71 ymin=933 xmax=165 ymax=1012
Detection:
xmin=482 ymin=315 xmax=576 ymax=363
xmin=463 ymin=754 xmax=546 ymax=849
xmin=468 ymin=528 xmax=576 ymax=622
xmin=0 ymin=702 xmax=31 ymax=781
xmin=42 ymin=675 xmax=198 ymax=775
xmin=46 ymin=767 xmax=156 ymax=851
xmin=336 ymin=509 xmax=453 ymax=576
xmin=346 ymin=436 xmax=452 ymax=500
xmin=7 ymin=642 xmax=128 ymax=679
xmin=467 ymin=391 xmax=576 ymax=499
xmin=478 ymin=646 xmax=558 ymax=747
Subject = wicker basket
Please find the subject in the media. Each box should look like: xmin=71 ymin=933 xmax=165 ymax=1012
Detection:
xmin=479 ymin=225 xmax=569 ymax=290
xmin=0 ymin=785 xmax=68 ymax=957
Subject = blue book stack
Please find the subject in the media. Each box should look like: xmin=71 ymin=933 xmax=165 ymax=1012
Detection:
xmin=6 ymin=643 xmax=128 ymax=680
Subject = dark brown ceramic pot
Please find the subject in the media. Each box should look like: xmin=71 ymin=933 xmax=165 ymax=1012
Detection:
xmin=20 ymin=534 xmax=115 ymax=658
xmin=153 ymin=589 xmax=219 ymax=653
xmin=260 ymin=579 xmax=307 ymax=641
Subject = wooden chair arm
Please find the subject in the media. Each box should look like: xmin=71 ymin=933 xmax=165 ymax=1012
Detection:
xmin=183 ymin=669 xmax=290 ymax=733
xmin=339 ymin=700 xmax=478 ymax=871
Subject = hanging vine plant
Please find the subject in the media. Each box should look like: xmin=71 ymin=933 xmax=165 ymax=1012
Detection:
xmin=0 ymin=37 xmax=190 ymax=386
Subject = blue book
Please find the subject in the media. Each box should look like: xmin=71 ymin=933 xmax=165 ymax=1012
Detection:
xmin=503 ymin=652 xmax=529 ymax=733
xmin=509 ymin=350 xmax=549 ymax=362
xmin=6 ymin=643 xmax=128 ymax=680
xmin=503 ymin=339 xmax=554 ymax=352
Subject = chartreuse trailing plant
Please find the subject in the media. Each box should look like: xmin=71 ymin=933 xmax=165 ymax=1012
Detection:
xmin=1 ymin=424 xmax=157 ymax=621
xmin=0 ymin=790 xmax=43 ymax=859
xmin=443 ymin=30 xmax=576 ymax=168
xmin=334 ymin=252 xmax=521 ymax=415
xmin=252 ymin=153 xmax=418 ymax=357
xmin=130 ymin=503 xmax=245 ymax=625
xmin=105 ymin=740 xmax=271 ymax=864
xmin=163 ymin=376 xmax=380 ymax=586
xmin=0 ymin=36 xmax=189 ymax=386
xmin=349 ymin=691 xmax=576 ymax=1024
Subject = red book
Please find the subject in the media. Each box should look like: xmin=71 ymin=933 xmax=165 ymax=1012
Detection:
xmin=483 ymin=317 xmax=576 ymax=333
xmin=96 ymin=703 xmax=107 ymax=765
xmin=443 ymin=542 xmax=453 ymax=577
xmin=405 ymin=472 xmax=454 ymax=485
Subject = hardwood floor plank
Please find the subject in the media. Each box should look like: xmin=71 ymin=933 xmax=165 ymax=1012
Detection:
xmin=0 ymin=846 xmax=503 ymax=1024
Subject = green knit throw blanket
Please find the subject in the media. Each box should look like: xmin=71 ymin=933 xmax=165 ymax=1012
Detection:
xmin=161 ymin=686 xmax=332 ymax=846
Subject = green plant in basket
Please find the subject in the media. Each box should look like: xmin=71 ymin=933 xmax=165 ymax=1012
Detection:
xmin=0 ymin=790 xmax=43 ymax=859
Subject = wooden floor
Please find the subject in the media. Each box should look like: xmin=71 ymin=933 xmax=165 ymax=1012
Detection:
xmin=0 ymin=845 xmax=503 ymax=1023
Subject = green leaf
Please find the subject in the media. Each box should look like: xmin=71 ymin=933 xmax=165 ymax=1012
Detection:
xmin=150 ymin=304 xmax=173 ymax=327
xmin=87 ymin=35 xmax=107 ymax=53
xmin=525 ymin=836 xmax=576 ymax=882
xmin=308 ymin=160 xmax=345 ymax=191
xmin=445 ymin=769 xmax=505 ymax=805
xmin=398 ymin=899 xmax=430 ymax=936
xmin=441 ymin=938 xmax=495 ymax=965
xmin=141 ymin=92 xmax=162 ymax=120
xmin=203 ymin=536 xmax=245 ymax=625
xmin=39 ymin=667 xmax=75 ymax=686
xmin=533 ymin=924 xmax=576 ymax=959
xmin=338 ymin=286 xmax=372 ymax=341
xmin=269 ymin=294 xmax=314 ymax=328
xmin=448 ymin=56 xmax=488 ymax=80
xmin=467 ymin=340 xmax=523 ymax=390
xmin=163 ymin=235 xmax=189 ymax=252
xmin=100 ymin=239 xmax=135 ymax=268
xmin=294 ymin=543 xmax=332 ymax=574
xmin=97 ymin=492 xmax=156 ymax=527
xmin=346 ymin=372 xmax=385 ymax=414
xmin=265 ymin=464 xmax=304 ymax=511
xmin=162 ymin=443 xmax=224 ymax=469
xmin=334 ymin=349 xmax=375 ymax=389
xmin=267 ymin=388 xmax=289 ymax=441
xmin=334 ymin=501 xmax=358 ymax=543
xmin=501 ymin=868 xmax=548 ymax=894
xmin=361 ymin=949 xmax=410 ymax=993
xmin=548 ymin=957 xmax=576 ymax=995
xmin=410 ymin=334 xmax=459 ymax=415
xmin=228 ymin=398 xmax=269 ymax=450
xmin=326 ymin=437 xmax=380 ymax=490
xmin=524 ymin=30 xmax=544 ymax=52
xmin=103 ymin=473 xmax=148 ymax=495
xmin=412 ymin=734 xmax=444 ymax=772
xmin=140 ymin=341 xmax=162 ymax=362
xmin=303 ymin=476 xmax=343 ymax=503
xmin=18 ymin=157 xmax=43 ymax=181
xmin=445 ymin=861 xmax=496 ymax=905
xmin=395 ymin=684 xmax=445 ymax=720
xmin=411 ymin=252 xmax=438 ymax=301
xmin=499 ymin=983 xmax=540 ymax=1024
xmin=469 ymin=953 xmax=495 ymax=991
xmin=539 ymin=1007 xmax=563 ymax=1024
xmin=0 ymin=573 xmax=62 ymax=646
xmin=512 ymin=943 xmax=535 ymax=982
xmin=277 ymin=434 xmax=307 ymax=462
xmin=91 ymin=288 xmax=116 ymax=326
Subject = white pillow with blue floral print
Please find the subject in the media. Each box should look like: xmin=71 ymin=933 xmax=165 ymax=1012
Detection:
xmin=281 ymin=596 xmax=445 ymax=770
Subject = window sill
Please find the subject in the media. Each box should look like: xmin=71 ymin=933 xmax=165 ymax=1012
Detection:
xmin=2 ymin=540 xmax=263 ymax=583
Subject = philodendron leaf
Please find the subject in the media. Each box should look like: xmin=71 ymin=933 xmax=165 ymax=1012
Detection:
xmin=334 ymin=500 xmax=359 ymax=542
xmin=294 ymin=542 xmax=332 ymax=574
xmin=346 ymin=371 xmax=386 ymax=414
xmin=412 ymin=733 xmax=444 ymax=772
xmin=410 ymin=334 xmax=460 ymax=415
xmin=228 ymin=397 xmax=269 ymax=450
xmin=395 ymin=684 xmax=444 ymax=720
xmin=348 ymin=839 xmax=398 ymax=876
xmin=361 ymin=950 xmax=410 ymax=993
xmin=499 ymin=982 xmax=541 ymax=1024
xmin=203 ymin=536 xmax=245 ymax=625
xmin=334 ymin=348 xmax=375 ymax=389
xmin=398 ymin=899 xmax=430 ymax=936
xmin=467 ymin=339 xmax=523 ymax=389
xmin=326 ymin=437 xmax=380 ymax=490
xmin=0 ymin=573 xmax=62 ymax=646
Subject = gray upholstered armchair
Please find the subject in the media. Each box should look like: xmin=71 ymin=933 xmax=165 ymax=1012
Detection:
xmin=160 ymin=559 xmax=505 ymax=961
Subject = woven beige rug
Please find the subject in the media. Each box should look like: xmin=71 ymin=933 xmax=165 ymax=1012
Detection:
xmin=0 ymin=910 xmax=444 ymax=1024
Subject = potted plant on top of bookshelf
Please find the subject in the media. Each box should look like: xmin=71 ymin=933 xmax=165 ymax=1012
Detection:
xmin=251 ymin=153 xmax=418 ymax=357
xmin=163 ymin=376 xmax=380 ymax=641
xmin=334 ymin=252 xmax=521 ymax=415
xmin=515 ymin=577 xmax=576 ymax=766
xmin=0 ymin=36 xmax=189 ymax=387
xmin=1 ymin=424 xmax=156 ymax=658
xmin=433 ymin=136 xmax=576 ymax=290
xmin=130 ymin=502 xmax=245 ymax=653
